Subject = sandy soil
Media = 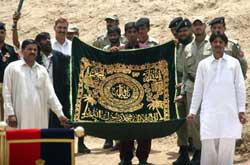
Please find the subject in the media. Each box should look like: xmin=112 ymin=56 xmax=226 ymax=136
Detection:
xmin=1 ymin=0 xmax=250 ymax=164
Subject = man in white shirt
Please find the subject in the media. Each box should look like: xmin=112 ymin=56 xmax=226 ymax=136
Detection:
xmin=3 ymin=39 xmax=68 ymax=128
xmin=187 ymin=32 xmax=246 ymax=165
xmin=51 ymin=18 xmax=72 ymax=56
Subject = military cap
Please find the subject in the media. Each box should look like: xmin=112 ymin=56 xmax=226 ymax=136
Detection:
xmin=176 ymin=18 xmax=192 ymax=32
xmin=192 ymin=16 xmax=206 ymax=24
xmin=105 ymin=15 xmax=119 ymax=21
xmin=67 ymin=24 xmax=79 ymax=33
xmin=208 ymin=17 xmax=225 ymax=25
xmin=136 ymin=17 xmax=150 ymax=28
xmin=0 ymin=22 xmax=6 ymax=30
xmin=168 ymin=17 xmax=183 ymax=28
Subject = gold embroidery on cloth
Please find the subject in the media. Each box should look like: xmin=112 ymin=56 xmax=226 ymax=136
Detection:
xmin=74 ymin=57 xmax=170 ymax=122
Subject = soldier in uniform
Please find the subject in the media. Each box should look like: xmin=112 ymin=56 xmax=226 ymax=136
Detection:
xmin=0 ymin=22 xmax=19 ymax=120
xmin=103 ymin=26 xmax=123 ymax=51
xmin=168 ymin=17 xmax=183 ymax=41
xmin=176 ymin=17 xmax=212 ymax=165
xmin=172 ymin=18 xmax=194 ymax=165
xmin=135 ymin=17 xmax=158 ymax=47
xmin=66 ymin=24 xmax=79 ymax=41
xmin=209 ymin=17 xmax=248 ymax=78
xmin=93 ymin=15 xmax=126 ymax=49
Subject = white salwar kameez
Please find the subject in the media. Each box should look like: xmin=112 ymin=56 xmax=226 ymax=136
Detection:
xmin=3 ymin=59 xmax=64 ymax=129
xmin=189 ymin=54 xmax=246 ymax=165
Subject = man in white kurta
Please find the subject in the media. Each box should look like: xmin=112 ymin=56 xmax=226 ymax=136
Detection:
xmin=3 ymin=39 xmax=67 ymax=129
xmin=187 ymin=32 xmax=246 ymax=165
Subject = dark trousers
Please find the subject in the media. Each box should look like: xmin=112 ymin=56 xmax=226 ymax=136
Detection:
xmin=119 ymin=139 xmax=151 ymax=161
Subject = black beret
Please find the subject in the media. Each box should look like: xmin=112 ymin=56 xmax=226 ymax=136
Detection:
xmin=136 ymin=17 xmax=150 ymax=28
xmin=208 ymin=17 xmax=225 ymax=25
xmin=0 ymin=22 xmax=6 ymax=30
xmin=168 ymin=17 xmax=183 ymax=28
xmin=176 ymin=19 xmax=192 ymax=32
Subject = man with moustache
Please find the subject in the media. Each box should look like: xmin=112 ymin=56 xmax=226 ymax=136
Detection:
xmin=172 ymin=18 xmax=194 ymax=165
xmin=175 ymin=17 xmax=212 ymax=165
xmin=3 ymin=39 xmax=68 ymax=128
xmin=103 ymin=26 xmax=123 ymax=51
xmin=135 ymin=17 xmax=158 ymax=47
xmin=93 ymin=15 xmax=126 ymax=49
xmin=208 ymin=17 xmax=248 ymax=78
xmin=51 ymin=18 xmax=72 ymax=56
xmin=0 ymin=22 xmax=19 ymax=121
xmin=187 ymin=32 xmax=246 ymax=165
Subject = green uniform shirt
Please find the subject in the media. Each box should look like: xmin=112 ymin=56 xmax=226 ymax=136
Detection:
xmin=93 ymin=33 xmax=127 ymax=49
xmin=181 ymin=35 xmax=212 ymax=94
xmin=225 ymin=39 xmax=248 ymax=78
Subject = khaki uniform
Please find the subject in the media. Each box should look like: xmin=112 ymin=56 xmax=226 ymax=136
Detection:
xmin=225 ymin=39 xmax=248 ymax=78
xmin=181 ymin=35 xmax=212 ymax=150
xmin=175 ymin=43 xmax=188 ymax=146
xmin=93 ymin=33 xmax=127 ymax=49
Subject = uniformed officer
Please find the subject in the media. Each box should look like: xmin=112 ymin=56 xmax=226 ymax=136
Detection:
xmin=93 ymin=15 xmax=126 ymax=49
xmin=168 ymin=17 xmax=183 ymax=40
xmin=135 ymin=17 xmax=158 ymax=47
xmin=175 ymin=17 xmax=212 ymax=165
xmin=209 ymin=16 xmax=248 ymax=78
xmin=0 ymin=22 xmax=19 ymax=120
xmin=172 ymin=18 xmax=194 ymax=165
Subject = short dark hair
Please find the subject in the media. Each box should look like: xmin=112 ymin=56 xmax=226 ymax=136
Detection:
xmin=136 ymin=17 xmax=150 ymax=28
xmin=107 ymin=26 xmax=121 ymax=36
xmin=54 ymin=17 xmax=69 ymax=26
xmin=124 ymin=22 xmax=137 ymax=32
xmin=35 ymin=32 xmax=50 ymax=43
xmin=209 ymin=32 xmax=228 ymax=45
xmin=21 ymin=39 xmax=38 ymax=50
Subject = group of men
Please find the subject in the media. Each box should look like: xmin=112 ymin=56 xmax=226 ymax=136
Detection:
xmin=170 ymin=16 xmax=247 ymax=165
xmin=0 ymin=12 xmax=248 ymax=165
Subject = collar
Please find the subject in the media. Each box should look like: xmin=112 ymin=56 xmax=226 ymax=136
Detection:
xmin=210 ymin=53 xmax=228 ymax=64
xmin=20 ymin=58 xmax=39 ymax=68
xmin=41 ymin=52 xmax=53 ymax=60
xmin=52 ymin=38 xmax=71 ymax=47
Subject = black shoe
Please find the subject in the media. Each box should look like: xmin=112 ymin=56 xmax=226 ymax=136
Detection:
xmin=173 ymin=146 xmax=190 ymax=165
xmin=111 ymin=142 xmax=119 ymax=151
xmin=118 ymin=160 xmax=132 ymax=165
xmin=188 ymin=150 xmax=200 ymax=165
xmin=78 ymin=144 xmax=91 ymax=154
xmin=139 ymin=160 xmax=148 ymax=165
xmin=103 ymin=139 xmax=113 ymax=149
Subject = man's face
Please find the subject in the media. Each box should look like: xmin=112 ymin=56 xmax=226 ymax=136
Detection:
xmin=170 ymin=28 xmax=178 ymax=39
xmin=66 ymin=32 xmax=75 ymax=41
xmin=211 ymin=37 xmax=226 ymax=55
xmin=106 ymin=19 xmax=118 ymax=30
xmin=54 ymin=22 xmax=68 ymax=38
xmin=138 ymin=25 xmax=149 ymax=39
xmin=192 ymin=21 xmax=206 ymax=36
xmin=210 ymin=23 xmax=226 ymax=34
xmin=177 ymin=27 xmax=191 ymax=41
xmin=125 ymin=28 xmax=138 ymax=43
xmin=39 ymin=35 xmax=52 ymax=53
xmin=108 ymin=32 xmax=120 ymax=44
xmin=22 ymin=44 xmax=38 ymax=64
xmin=0 ymin=29 xmax=6 ymax=43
